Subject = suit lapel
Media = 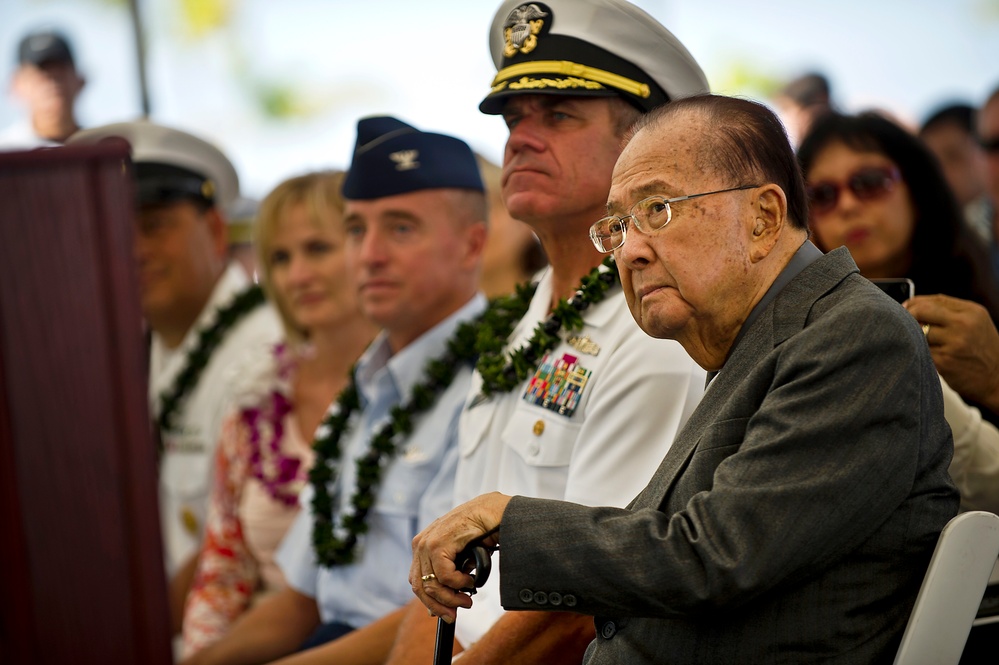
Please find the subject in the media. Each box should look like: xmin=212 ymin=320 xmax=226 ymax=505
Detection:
xmin=629 ymin=247 xmax=859 ymax=511
xmin=630 ymin=316 xmax=776 ymax=509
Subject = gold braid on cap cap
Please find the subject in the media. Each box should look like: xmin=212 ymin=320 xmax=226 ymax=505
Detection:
xmin=491 ymin=60 xmax=651 ymax=99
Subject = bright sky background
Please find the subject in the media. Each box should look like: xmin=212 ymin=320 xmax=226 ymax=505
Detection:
xmin=2 ymin=0 xmax=998 ymax=201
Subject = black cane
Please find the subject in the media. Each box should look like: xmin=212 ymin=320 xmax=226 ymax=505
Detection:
xmin=432 ymin=542 xmax=494 ymax=665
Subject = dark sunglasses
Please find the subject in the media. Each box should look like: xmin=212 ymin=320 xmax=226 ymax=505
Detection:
xmin=980 ymin=136 xmax=999 ymax=153
xmin=806 ymin=166 xmax=901 ymax=218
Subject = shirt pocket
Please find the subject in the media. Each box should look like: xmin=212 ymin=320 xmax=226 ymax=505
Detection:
xmin=160 ymin=427 xmax=213 ymax=498
xmin=500 ymin=403 xmax=582 ymax=468
xmin=371 ymin=426 xmax=449 ymax=518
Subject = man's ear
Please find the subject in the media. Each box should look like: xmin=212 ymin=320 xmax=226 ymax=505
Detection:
xmin=749 ymin=184 xmax=787 ymax=263
xmin=462 ymin=220 xmax=489 ymax=273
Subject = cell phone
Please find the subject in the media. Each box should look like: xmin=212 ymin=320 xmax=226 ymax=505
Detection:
xmin=870 ymin=278 xmax=914 ymax=304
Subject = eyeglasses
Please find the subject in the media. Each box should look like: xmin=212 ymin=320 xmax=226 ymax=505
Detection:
xmin=980 ymin=136 xmax=999 ymax=154
xmin=588 ymin=185 xmax=760 ymax=253
xmin=806 ymin=166 xmax=901 ymax=218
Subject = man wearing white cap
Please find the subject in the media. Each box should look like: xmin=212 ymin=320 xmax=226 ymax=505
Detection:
xmin=289 ymin=1 xmax=708 ymax=663
xmin=180 ymin=116 xmax=489 ymax=665
xmin=68 ymin=121 xmax=283 ymax=634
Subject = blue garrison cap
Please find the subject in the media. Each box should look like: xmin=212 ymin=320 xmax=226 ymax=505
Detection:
xmin=342 ymin=116 xmax=484 ymax=200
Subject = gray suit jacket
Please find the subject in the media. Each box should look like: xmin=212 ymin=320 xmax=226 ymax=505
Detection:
xmin=499 ymin=248 xmax=959 ymax=664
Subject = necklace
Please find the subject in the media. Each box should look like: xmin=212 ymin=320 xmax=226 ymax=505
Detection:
xmin=309 ymin=314 xmax=481 ymax=567
xmin=475 ymin=256 xmax=619 ymax=398
xmin=309 ymin=258 xmax=619 ymax=566
xmin=241 ymin=344 xmax=304 ymax=507
xmin=156 ymin=284 xmax=266 ymax=435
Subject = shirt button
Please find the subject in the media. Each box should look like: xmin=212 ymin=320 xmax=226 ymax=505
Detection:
xmin=601 ymin=621 xmax=617 ymax=639
xmin=564 ymin=594 xmax=577 ymax=607
xmin=519 ymin=588 xmax=534 ymax=603
xmin=532 ymin=419 xmax=545 ymax=436
xmin=532 ymin=591 xmax=548 ymax=605
xmin=548 ymin=592 xmax=562 ymax=606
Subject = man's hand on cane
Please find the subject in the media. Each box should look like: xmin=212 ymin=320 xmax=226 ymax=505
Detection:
xmin=410 ymin=492 xmax=511 ymax=623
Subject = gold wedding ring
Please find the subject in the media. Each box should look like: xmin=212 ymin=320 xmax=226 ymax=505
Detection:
xmin=922 ymin=323 xmax=931 ymax=337
xmin=421 ymin=573 xmax=437 ymax=583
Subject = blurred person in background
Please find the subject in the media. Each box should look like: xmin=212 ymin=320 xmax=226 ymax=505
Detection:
xmin=68 ymin=120 xmax=284 ymax=638
xmin=0 ymin=28 xmax=85 ymax=149
xmin=798 ymin=111 xmax=999 ymax=320
xmin=774 ymin=71 xmax=834 ymax=148
xmin=919 ymin=103 xmax=993 ymax=249
xmin=476 ymin=154 xmax=547 ymax=298
xmin=182 ymin=170 xmax=377 ymax=656
xmin=979 ymin=86 xmax=999 ymax=281
xmin=798 ymin=110 xmax=999 ymax=515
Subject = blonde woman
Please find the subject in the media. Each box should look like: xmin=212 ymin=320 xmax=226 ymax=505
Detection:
xmin=182 ymin=171 xmax=377 ymax=655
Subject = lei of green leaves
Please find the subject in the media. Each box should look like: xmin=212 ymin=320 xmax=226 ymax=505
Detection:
xmin=156 ymin=284 xmax=266 ymax=434
xmin=309 ymin=312 xmax=481 ymax=567
xmin=475 ymin=255 xmax=619 ymax=397
xmin=308 ymin=256 xmax=619 ymax=567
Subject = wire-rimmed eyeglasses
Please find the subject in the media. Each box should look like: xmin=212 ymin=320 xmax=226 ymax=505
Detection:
xmin=588 ymin=184 xmax=761 ymax=253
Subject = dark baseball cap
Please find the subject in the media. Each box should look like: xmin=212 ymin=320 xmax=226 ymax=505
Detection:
xmin=18 ymin=30 xmax=75 ymax=67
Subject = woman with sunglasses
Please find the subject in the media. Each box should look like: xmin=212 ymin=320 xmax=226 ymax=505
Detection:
xmin=797 ymin=112 xmax=999 ymax=515
xmin=798 ymin=110 xmax=999 ymax=318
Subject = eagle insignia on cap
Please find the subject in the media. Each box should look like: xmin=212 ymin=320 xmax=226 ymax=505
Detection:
xmin=503 ymin=3 xmax=548 ymax=57
xmin=389 ymin=149 xmax=420 ymax=171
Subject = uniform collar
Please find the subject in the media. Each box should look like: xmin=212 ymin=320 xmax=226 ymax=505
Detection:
xmin=355 ymin=293 xmax=488 ymax=400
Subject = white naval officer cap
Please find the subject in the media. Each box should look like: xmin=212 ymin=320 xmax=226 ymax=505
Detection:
xmin=480 ymin=0 xmax=709 ymax=115
xmin=68 ymin=120 xmax=240 ymax=211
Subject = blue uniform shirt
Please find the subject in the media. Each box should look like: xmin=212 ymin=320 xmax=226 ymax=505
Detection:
xmin=276 ymin=294 xmax=487 ymax=628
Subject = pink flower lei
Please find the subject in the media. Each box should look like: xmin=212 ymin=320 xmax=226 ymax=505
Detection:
xmin=241 ymin=343 xmax=304 ymax=507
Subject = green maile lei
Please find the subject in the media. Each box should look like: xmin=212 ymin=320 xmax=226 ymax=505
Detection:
xmin=474 ymin=255 xmax=618 ymax=398
xmin=156 ymin=284 xmax=266 ymax=438
xmin=309 ymin=256 xmax=619 ymax=567
xmin=309 ymin=315 xmax=481 ymax=566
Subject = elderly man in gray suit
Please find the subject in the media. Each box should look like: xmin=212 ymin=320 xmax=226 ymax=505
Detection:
xmin=410 ymin=94 xmax=960 ymax=664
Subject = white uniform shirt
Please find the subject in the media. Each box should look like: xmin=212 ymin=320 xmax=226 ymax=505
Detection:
xmin=277 ymin=295 xmax=486 ymax=629
xmin=150 ymin=263 xmax=282 ymax=573
xmin=0 ymin=120 xmax=58 ymax=151
xmin=453 ymin=267 xmax=705 ymax=647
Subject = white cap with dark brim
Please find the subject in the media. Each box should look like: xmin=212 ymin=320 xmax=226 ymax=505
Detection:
xmin=481 ymin=0 xmax=709 ymax=115
xmin=67 ymin=120 xmax=239 ymax=210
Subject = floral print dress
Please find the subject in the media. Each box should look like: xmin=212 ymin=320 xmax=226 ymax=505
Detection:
xmin=182 ymin=344 xmax=315 ymax=655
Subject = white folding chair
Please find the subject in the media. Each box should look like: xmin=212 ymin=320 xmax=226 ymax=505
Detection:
xmin=893 ymin=511 xmax=999 ymax=665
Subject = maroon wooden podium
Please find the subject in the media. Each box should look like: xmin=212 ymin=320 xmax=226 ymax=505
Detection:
xmin=0 ymin=143 xmax=172 ymax=663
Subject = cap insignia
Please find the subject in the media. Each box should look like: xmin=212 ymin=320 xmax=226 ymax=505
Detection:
xmin=503 ymin=3 xmax=549 ymax=57
xmin=390 ymin=149 xmax=420 ymax=171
